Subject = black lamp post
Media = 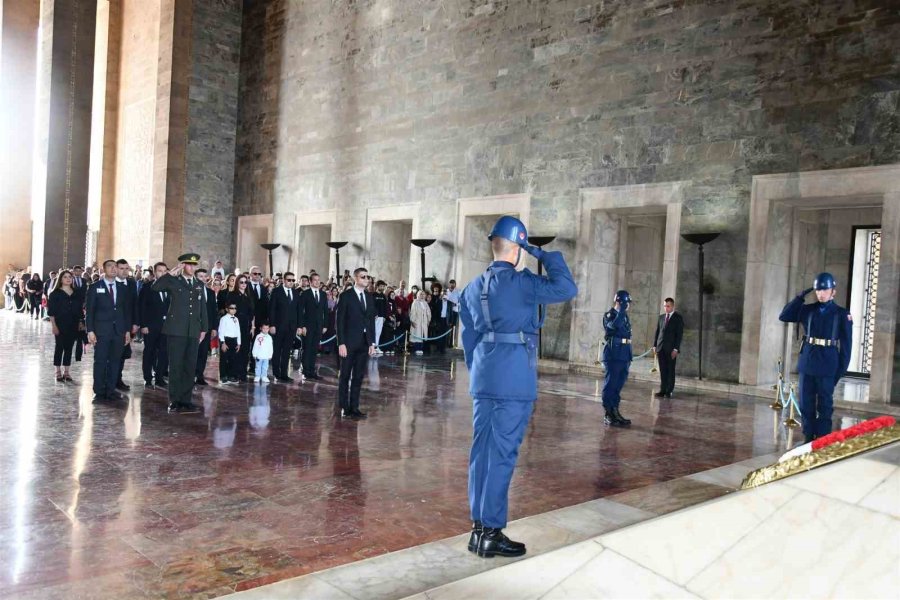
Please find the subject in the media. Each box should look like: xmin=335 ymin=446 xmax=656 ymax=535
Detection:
xmin=680 ymin=232 xmax=721 ymax=380
xmin=260 ymin=243 xmax=281 ymax=278
xmin=527 ymin=235 xmax=556 ymax=358
xmin=410 ymin=239 xmax=436 ymax=291
xmin=325 ymin=241 xmax=348 ymax=281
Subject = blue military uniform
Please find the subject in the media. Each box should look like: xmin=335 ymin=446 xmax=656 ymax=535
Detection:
xmin=779 ymin=273 xmax=852 ymax=440
xmin=601 ymin=291 xmax=633 ymax=426
xmin=459 ymin=216 xmax=577 ymax=558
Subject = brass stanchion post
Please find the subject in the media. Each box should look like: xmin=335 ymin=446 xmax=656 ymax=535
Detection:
xmin=783 ymin=382 xmax=800 ymax=428
xmin=650 ymin=348 xmax=659 ymax=373
xmin=770 ymin=374 xmax=784 ymax=410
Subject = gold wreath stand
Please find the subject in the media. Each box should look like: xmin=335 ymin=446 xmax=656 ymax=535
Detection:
xmin=741 ymin=425 xmax=900 ymax=490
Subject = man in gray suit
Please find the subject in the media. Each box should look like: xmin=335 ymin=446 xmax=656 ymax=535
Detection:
xmin=653 ymin=297 xmax=683 ymax=398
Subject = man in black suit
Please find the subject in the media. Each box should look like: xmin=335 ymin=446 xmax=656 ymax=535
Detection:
xmin=114 ymin=259 xmax=140 ymax=391
xmin=194 ymin=268 xmax=219 ymax=385
xmin=653 ymin=297 xmax=684 ymax=398
xmin=268 ymin=271 xmax=301 ymax=382
xmin=336 ymin=267 xmax=377 ymax=419
xmin=299 ymin=272 xmax=328 ymax=380
xmin=72 ymin=265 xmax=88 ymax=362
xmin=247 ymin=265 xmax=268 ymax=374
xmin=85 ymin=259 xmax=132 ymax=402
xmin=139 ymin=262 xmax=170 ymax=388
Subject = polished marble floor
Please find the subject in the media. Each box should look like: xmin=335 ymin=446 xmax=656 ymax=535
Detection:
xmin=0 ymin=312 xmax=876 ymax=599
xmin=403 ymin=442 xmax=900 ymax=600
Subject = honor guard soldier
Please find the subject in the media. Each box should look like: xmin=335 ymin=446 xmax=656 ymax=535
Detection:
xmin=152 ymin=253 xmax=209 ymax=413
xmin=459 ymin=216 xmax=578 ymax=558
xmin=779 ymin=272 xmax=852 ymax=443
xmin=602 ymin=290 xmax=633 ymax=427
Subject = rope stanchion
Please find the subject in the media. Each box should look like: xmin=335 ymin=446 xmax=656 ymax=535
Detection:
xmin=410 ymin=329 xmax=454 ymax=342
xmin=377 ymin=332 xmax=406 ymax=348
xmin=783 ymin=382 xmax=801 ymax=428
xmin=632 ymin=347 xmax=654 ymax=360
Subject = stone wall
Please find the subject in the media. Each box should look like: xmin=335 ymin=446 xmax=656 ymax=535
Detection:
xmin=184 ymin=0 xmax=242 ymax=268
xmin=234 ymin=0 xmax=900 ymax=373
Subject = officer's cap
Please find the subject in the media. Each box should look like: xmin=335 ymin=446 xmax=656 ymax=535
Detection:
xmin=178 ymin=253 xmax=201 ymax=265
xmin=813 ymin=272 xmax=836 ymax=290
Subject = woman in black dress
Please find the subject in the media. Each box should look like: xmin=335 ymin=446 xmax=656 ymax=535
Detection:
xmin=25 ymin=273 xmax=43 ymax=319
xmin=225 ymin=276 xmax=255 ymax=382
xmin=47 ymin=270 xmax=82 ymax=382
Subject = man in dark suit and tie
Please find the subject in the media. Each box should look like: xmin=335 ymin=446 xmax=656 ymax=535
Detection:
xmin=194 ymin=268 xmax=219 ymax=385
xmin=72 ymin=265 xmax=88 ymax=362
xmin=268 ymin=271 xmax=301 ymax=382
xmin=299 ymin=272 xmax=328 ymax=380
xmin=248 ymin=265 xmax=268 ymax=374
xmin=653 ymin=297 xmax=684 ymax=398
xmin=114 ymin=259 xmax=140 ymax=391
xmin=139 ymin=262 xmax=170 ymax=388
xmin=86 ymin=259 xmax=132 ymax=402
xmin=336 ymin=267 xmax=377 ymax=419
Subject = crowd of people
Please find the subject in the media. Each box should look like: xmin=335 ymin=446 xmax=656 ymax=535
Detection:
xmin=3 ymin=261 xmax=462 ymax=385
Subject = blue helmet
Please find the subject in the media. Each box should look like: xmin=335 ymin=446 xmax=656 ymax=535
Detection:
xmin=488 ymin=215 xmax=528 ymax=246
xmin=615 ymin=290 xmax=632 ymax=305
xmin=813 ymin=272 xmax=836 ymax=290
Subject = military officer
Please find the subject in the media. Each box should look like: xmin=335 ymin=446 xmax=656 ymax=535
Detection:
xmin=779 ymin=272 xmax=852 ymax=443
xmin=152 ymin=253 xmax=209 ymax=413
xmin=459 ymin=216 xmax=578 ymax=558
xmin=602 ymin=290 xmax=633 ymax=427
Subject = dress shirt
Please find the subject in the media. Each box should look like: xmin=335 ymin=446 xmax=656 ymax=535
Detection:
xmin=103 ymin=278 xmax=117 ymax=304
xmin=217 ymin=314 xmax=242 ymax=344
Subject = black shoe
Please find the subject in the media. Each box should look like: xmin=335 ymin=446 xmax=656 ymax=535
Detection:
xmin=145 ymin=380 xmax=154 ymax=388
xmin=467 ymin=521 xmax=483 ymax=553
xmin=604 ymin=409 xmax=628 ymax=428
xmin=195 ymin=377 xmax=208 ymax=386
xmin=613 ymin=408 xmax=632 ymax=426
xmin=664 ymin=392 xmax=674 ymax=398
xmin=654 ymin=391 xmax=666 ymax=398
xmin=108 ymin=391 xmax=126 ymax=402
xmin=477 ymin=528 xmax=526 ymax=558
xmin=155 ymin=377 xmax=168 ymax=388
xmin=93 ymin=393 xmax=108 ymax=403
xmin=341 ymin=408 xmax=354 ymax=418
xmin=167 ymin=402 xmax=180 ymax=413
xmin=116 ymin=380 xmax=130 ymax=391
xmin=351 ymin=409 xmax=367 ymax=419
xmin=276 ymin=377 xmax=293 ymax=383
xmin=180 ymin=402 xmax=201 ymax=413
xmin=56 ymin=375 xmax=64 ymax=382
xmin=64 ymin=375 xmax=74 ymax=383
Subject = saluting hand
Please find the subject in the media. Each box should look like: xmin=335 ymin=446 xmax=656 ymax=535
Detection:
xmin=170 ymin=264 xmax=184 ymax=277
xmin=801 ymin=287 xmax=814 ymax=297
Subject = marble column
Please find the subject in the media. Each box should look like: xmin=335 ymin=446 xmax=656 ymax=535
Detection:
xmin=31 ymin=0 xmax=98 ymax=274
xmin=0 ymin=0 xmax=40 ymax=270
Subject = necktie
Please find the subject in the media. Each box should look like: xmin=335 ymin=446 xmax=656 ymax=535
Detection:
xmin=108 ymin=283 xmax=115 ymax=305
xmin=314 ymin=290 xmax=319 ymax=303
xmin=359 ymin=292 xmax=365 ymax=309
xmin=288 ymin=289 xmax=292 ymax=302
xmin=665 ymin=313 xmax=670 ymax=327
xmin=255 ymin=284 xmax=260 ymax=297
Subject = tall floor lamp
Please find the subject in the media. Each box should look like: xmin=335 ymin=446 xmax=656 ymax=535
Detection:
xmin=410 ymin=239 xmax=436 ymax=291
xmin=527 ymin=235 xmax=556 ymax=358
xmin=326 ymin=241 xmax=348 ymax=281
xmin=260 ymin=243 xmax=281 ymax=278
xmin=680 ymin=232 xmax=721 ymax=380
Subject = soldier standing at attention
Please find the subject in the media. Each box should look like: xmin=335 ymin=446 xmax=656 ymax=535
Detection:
xmin=152 ymin=253 xmax=208 ymax=413
xmin=602 ymin=290 xmax=634 ymax=427
xmin=779 ymin=272 xmax=852 ymax=443
xmin=459 ymin=216 xmax=578 ymax=558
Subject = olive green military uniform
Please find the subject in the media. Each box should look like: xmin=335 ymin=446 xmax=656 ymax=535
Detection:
xmin=152 ymin=254 xmax=208 ymax=409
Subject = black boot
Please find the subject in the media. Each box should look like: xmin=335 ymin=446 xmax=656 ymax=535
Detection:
xmin=467 ymin=521 xmax=483 ymax=554
xmin=477 ymin=528 xmax=526 ymax=558
xmin=604 ymin=409 xmax=626 ymax=428
xmin=613 ymin=408 xmax=631 ymax=426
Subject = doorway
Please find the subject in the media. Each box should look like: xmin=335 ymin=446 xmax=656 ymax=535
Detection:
xmin=296 ymin=224 xmax=332 ymax=278
xmin=847 ymin=226 xmax=881 ymax=376
xmin=369 ymin=220 xmax=413 ymax=286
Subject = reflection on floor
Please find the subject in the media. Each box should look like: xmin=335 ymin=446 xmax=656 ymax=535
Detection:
xmin=0 ymin=312 xmax=881 ymax=599
xmin=404 ymin=442 xmax=900 ymax=600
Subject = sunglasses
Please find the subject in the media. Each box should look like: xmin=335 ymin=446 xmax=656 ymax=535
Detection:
xmin=251 ymin=272 xmax=261 ymax=276
xmin=227 ymin=306 xmax=237 ymax=310
xmin=238 ymin=281 xmax=247 ymax=285
xmin=285 ymin=279 xmax=296 ymax=283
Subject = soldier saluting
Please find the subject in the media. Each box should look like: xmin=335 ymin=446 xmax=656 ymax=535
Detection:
xmin=459 ymin=216 xmax=578 ymax=558
xmin=779 ymin=272 xmax=852 ymax=443
xmin=152 ymin=253 xmax=209 ymax=413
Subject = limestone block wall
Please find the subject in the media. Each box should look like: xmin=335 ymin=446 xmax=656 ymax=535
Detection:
xmin=184 ymin=0 xmax=242 ymax=267
xmin=233 ymin=0 xmax=900 ymax=371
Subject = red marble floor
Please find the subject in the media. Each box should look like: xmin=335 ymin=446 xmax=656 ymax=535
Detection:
xmin=0 ymin=311 xmax=863 ymax=599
